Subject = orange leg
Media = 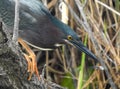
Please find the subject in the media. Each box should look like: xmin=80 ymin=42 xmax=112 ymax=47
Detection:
xmin=18 ymin=38 xmax=40 ymax=80
xmin=23 ymin=53 xmax=32 ymax=72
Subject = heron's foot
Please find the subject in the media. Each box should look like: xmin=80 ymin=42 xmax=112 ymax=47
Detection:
xmin=18 ymin=38 xmax=40 ymax=80
xmin=24 ymin=53 xmax=40 ymax=80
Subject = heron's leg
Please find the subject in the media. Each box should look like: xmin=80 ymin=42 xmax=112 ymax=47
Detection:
xmin=23 ymin=53 xmax=32 ymax=72
xmin=18 ymin=38 xmax=40 ymax=80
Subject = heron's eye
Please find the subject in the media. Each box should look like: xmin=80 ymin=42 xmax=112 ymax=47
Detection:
xmin=67 ymin=35 xmax=72 ymax=40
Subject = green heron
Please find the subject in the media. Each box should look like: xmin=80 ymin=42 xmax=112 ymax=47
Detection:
xmin=0 ymin=0 xmax=99 ymax=80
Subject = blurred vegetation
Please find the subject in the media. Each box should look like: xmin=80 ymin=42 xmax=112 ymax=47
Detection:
xmin=36 ymin=0 xmax=120 ymax=89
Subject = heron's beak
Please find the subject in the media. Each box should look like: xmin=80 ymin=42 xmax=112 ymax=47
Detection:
xmin=68 ymin=39 xmax=98 ymax=62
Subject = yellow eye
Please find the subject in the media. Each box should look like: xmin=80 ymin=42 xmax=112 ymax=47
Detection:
xmin=67 ymin=35 xmax=72 ymax=40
